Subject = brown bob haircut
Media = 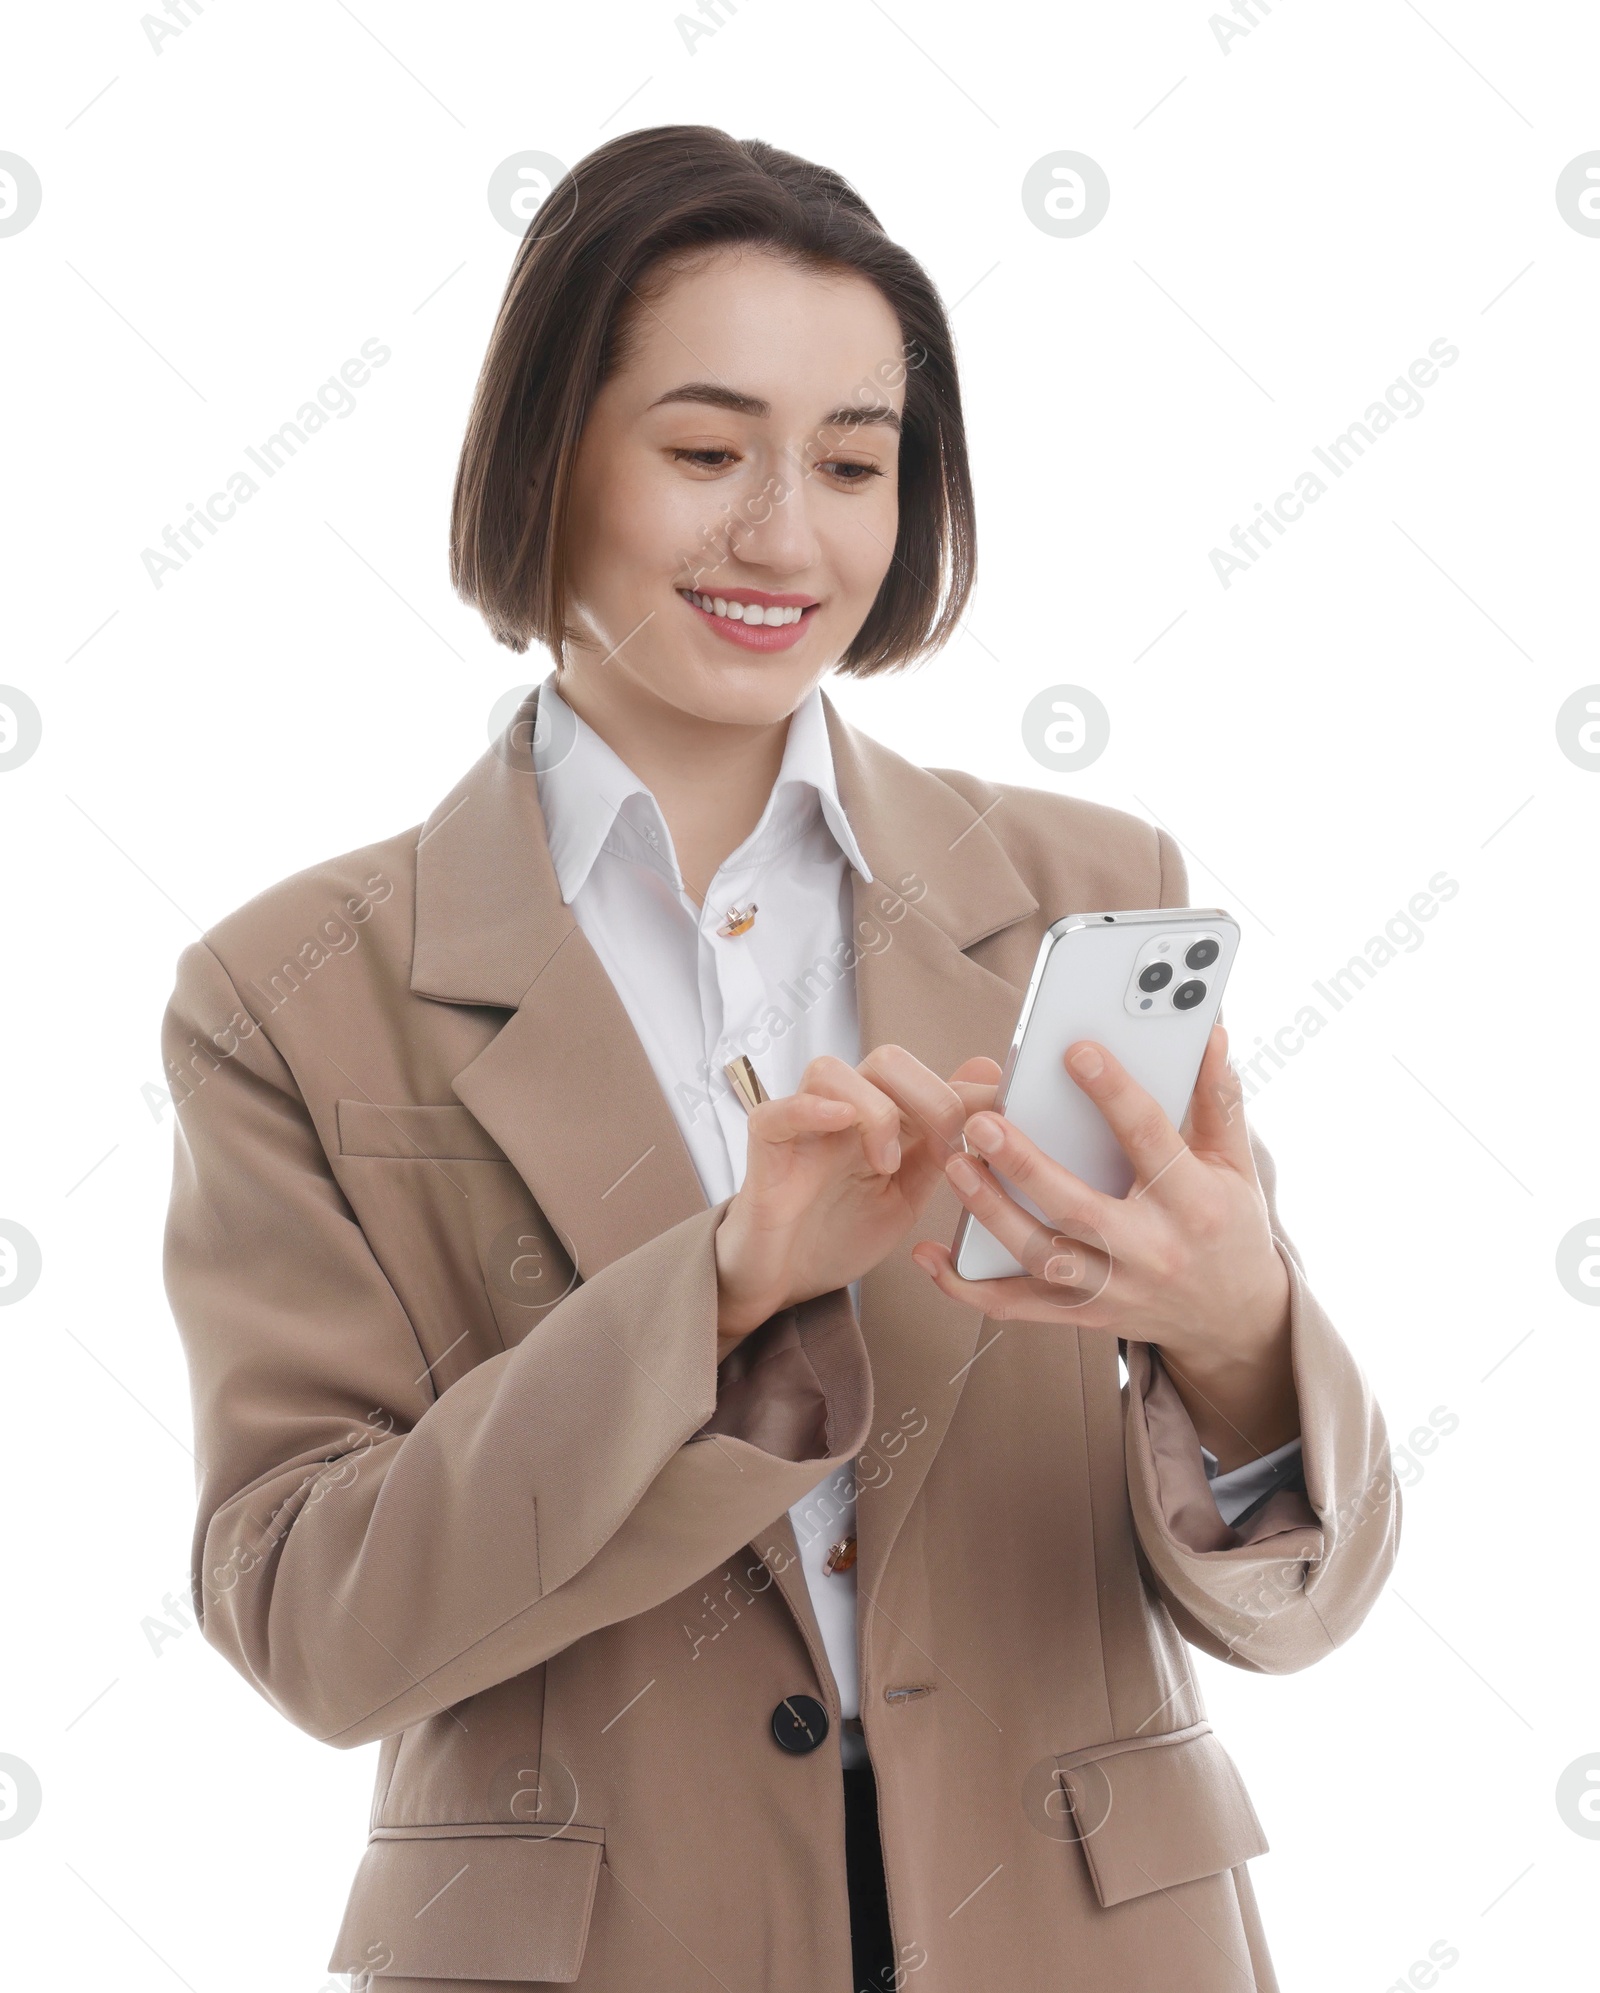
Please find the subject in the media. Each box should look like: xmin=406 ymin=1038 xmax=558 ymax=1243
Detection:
xmin=450 ymin=125 xmax=975 ymax=675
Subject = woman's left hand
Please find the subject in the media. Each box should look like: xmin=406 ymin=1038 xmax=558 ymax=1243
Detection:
xmin=910 ymin=1022 xmax=1299 ymax=1469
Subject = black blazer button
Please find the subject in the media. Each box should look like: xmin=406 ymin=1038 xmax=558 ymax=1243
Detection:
xmin=771 ymin=1694 xmax=829 ymax=1754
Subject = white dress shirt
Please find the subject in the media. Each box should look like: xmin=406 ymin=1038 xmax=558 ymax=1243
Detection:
xmin=529 ymin=669 xmax=1302 ymax=1765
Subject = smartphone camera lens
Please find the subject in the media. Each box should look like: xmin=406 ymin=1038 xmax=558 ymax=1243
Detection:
xmin=1138 ymin=962 xmax=1173 ymax=992
xmin=1173 ymin=979 xmax=1206 ymax=1010
xmin=1185 ymin=938 xmax=1219 ymax=970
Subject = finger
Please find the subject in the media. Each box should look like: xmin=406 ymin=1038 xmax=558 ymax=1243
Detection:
xmin=1181 ymin=1022 xmax=1253 ymax=1166
xmin=747 ymin=1093 xmax=857 ymax=1148
xmin=859 ymin=1043 xmax=967 ymax=1158
xmin=909 ymin=1240 xmax=1112 ymax=1323
xmin=956 ymin=1107 xmax=1122 ymax=1250
xmin=943 ymin=1148 xmax=1116 ymax=1281
xmin=1061 ymin=1040 xmax=1190 ymax=1188
xmin=797 ymin=1053 xmax=902 ymax=1173
xmin=947 ymin=1054 xmax=1001 ymax=1121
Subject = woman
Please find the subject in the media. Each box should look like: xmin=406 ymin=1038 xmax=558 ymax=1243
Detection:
xmin=162 ymin=126 xmax=1398 ymax=1993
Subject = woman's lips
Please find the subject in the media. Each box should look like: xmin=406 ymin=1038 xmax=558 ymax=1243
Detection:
xmin=678 ymin=589 xmax=819 ymax=653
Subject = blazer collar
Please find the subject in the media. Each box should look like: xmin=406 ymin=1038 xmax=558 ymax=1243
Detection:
xmin=411 ymin=680 xmax=1037 ymax=1007
xmin=531 ymin=671 xmax=872 ymax=909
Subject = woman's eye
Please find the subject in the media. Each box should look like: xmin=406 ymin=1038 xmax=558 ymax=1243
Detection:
xmin=668 ymin=447 xmax=885 ymax=485
xmin=817 ymin=460 xmax=885 ymax=485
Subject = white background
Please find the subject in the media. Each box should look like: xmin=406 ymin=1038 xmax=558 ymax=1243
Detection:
xmin=3 ymin=2 xmax=1598 ymax=1987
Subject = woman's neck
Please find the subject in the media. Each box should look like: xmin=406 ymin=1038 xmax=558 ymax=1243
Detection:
xmin=554 ymin=663 xmax=794 ymax=905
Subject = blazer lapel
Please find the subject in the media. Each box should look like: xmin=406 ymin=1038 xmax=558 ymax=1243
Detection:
xmin=821 ymin=695 xmax=1040 ymax=1616
xmin=411 ymin=687 xmax=708 ymax=1281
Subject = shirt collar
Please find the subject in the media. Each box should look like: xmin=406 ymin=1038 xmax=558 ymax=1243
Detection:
xmin=531 ymin=671 xmax=873 ymax=907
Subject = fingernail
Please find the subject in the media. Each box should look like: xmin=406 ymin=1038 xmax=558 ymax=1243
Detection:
xmin=884 ymin=1139 xmax=902 ymax=1173
xmin=965 ymin=1114 xmax=1003 ymax=1155
xmin=947 ymin=1156 xmax=982 ymax=1196
xmin=1044 ymin=1253 xmax=1081 ymax=1285
xmin=1068 ymin=1045 xmax=1103 ymax=1080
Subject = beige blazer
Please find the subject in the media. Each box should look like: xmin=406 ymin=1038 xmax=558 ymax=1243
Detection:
xmin=161 ymin=685 xmax=1400 ymax=1992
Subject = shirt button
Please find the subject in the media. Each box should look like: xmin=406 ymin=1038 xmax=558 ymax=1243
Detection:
xmin=771 ymin=1694 xmax=830 ymax=1754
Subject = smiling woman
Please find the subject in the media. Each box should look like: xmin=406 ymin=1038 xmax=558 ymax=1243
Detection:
xmin=449 ymin=128 xmax=971 ymax=688
xmin=550 ymin=246 xmax=917 ymax=835
xmin=162 ymin=123 xmax=1398 ymax=1993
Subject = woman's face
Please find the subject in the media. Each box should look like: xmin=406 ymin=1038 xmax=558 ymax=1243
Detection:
xmin=561 ymin=245 xmax=906 ymax=728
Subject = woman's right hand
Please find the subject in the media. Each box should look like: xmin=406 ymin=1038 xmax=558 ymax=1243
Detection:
xmin=712 ymin=1046 xmax=1001 ymax=1355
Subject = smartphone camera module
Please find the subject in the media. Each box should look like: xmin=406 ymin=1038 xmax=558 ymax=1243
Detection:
xmin=1125 ymin=931 xmax=1224 ymax=1016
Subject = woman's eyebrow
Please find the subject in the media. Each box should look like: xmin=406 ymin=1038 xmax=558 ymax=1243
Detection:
xmin=645 ymin=381 xmax=902 ymax=434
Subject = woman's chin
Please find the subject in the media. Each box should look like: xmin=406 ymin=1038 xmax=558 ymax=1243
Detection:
xmin=673 ymin=650 xmax=831 ymax=726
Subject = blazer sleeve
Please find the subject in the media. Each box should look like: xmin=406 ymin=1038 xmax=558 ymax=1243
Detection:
xmin=162 ymin=939 xmax=873 ymax=1750
xmin=1119 ymin=829 xmax=1402 ymax=1673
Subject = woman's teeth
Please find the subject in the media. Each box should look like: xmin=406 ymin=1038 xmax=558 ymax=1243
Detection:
xmin=682 ymin=591 xmax=807 ymax=626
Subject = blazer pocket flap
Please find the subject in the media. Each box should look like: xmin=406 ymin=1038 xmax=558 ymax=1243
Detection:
xmin=326 ymin=1826 xmax=604 ymax=1982
xmin=337 ymin=1100 xmax=506 ymax=1162
xmin=1055 ymin=1721 xmax=1268 ymax=1909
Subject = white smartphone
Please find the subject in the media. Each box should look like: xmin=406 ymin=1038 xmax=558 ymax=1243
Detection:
xmin=951 ymin=908 xmax=1240 ymax=1281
